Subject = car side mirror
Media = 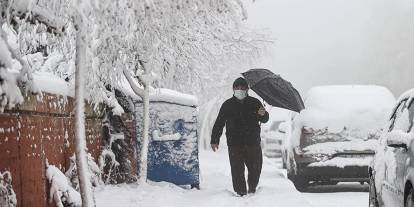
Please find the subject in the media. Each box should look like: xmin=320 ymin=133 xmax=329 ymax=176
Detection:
xmin=387 ymin=138 xmax=408 ymax=150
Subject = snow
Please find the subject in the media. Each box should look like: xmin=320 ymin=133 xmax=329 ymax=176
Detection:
xmin=152 ymin=130 xmax=181 ymax=141
xmin=0 ymin=38 xmax=13 ymax=68
xmin=32 ymin=71 xmax=71 ymax=96
xmin=0 ymin=70 xmax=24 ymax=112
xmin=303 ymin=139 xmax=378 ymax=155
xmin=95 ymin=150 xmax=314 ymax=207
xmin=298 ymin=85 xmax=396 ymax=133
xmin=99 ymin=149 xmax=120 ymax=169
xmin=6 ymin=69 xmax=70 ymax=97
xmin=308 ymin=157 xmax=373 ymax=168
xmin=303 ymin=184 xmax=368 ymax=207
xmin=46 ymin=164 xmax=81 ymax=207
xmin=65 ymin=154 xmax=103 ymax=190
xmin=149 ymin=88 xmax=198 ymax=107
xmin=2 ymin=24 xmax=19 ymax=52
xmin=397 ymin=88 xmax=414 ymax=102
xmin=0 ymin=171 xmax=17 ymax=207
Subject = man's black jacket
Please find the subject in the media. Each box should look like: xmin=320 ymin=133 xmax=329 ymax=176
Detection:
xmin=211 ymin=96 xmax=269 ymax=146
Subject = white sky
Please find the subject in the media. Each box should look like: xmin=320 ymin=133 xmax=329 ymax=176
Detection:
xmin=246 ymin=0 xmax=414 ymax=97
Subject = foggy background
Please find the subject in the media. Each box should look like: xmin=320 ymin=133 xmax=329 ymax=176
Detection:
xmin=246 ymin=0 xmax=414 ymax=97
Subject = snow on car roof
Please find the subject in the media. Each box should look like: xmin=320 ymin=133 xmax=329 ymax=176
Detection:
xmin=298 ymin=85 xmax=396 ymax=133
xmin=397 ymin=88 xmax=414 ymax=102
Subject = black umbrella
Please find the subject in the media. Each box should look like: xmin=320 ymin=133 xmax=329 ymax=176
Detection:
xmin=242 ymin=68 xmax=305 ymax=113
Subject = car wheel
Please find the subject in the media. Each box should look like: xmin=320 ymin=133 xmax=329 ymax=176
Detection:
xmin=291 ymin=176 xmax=309 ymax=192
xmin=369 ymin=174 xmax=379 ymax=207
xmin=406 ymin=186 xmax=414 ymax=207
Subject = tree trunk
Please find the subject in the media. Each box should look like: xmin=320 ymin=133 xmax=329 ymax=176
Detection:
xmin=139 ymin=74 xmax=150 ymax=183
xmin=74 ymin=12 xmax=94 ymax=207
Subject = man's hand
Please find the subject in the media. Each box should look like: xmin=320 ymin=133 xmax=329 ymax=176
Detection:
xmin=211 ymin=144 xmax=219 ymax=152
xmin=258 ymin=106 xmax=266 ymax=116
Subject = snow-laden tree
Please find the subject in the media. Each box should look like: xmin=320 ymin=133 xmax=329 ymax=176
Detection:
xmin=84 ymin=0 xmax=269 ymax=182
xmin=1 ymin=0 xmax=270 ymax=189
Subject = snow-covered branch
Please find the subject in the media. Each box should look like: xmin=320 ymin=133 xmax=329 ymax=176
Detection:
xmin=123 ymin=67 xmax=144 ymax=98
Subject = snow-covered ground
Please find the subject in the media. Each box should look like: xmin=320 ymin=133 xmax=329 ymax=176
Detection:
xmin=303 ymin=183 xmax=368 ymax=207
xmin=95 ymin=150 xmax=369 ymax=207
xmin=95 ymin=149 xmax=313 ymax=207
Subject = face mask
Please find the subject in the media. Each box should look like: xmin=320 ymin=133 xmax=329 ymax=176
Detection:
xmin=234 ymin=90 xmax=248 ymax=100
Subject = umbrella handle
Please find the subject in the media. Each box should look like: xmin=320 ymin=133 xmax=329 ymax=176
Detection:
xmin=260 ymin=99 xmax=266 ymax=127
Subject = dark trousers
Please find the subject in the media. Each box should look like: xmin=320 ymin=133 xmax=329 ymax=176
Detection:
xmin=228 ymin=145 xmax=263 ymax=195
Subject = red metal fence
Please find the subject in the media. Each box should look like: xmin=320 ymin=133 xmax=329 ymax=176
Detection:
xmin=0 ymin=93 xmax=118 ymax=207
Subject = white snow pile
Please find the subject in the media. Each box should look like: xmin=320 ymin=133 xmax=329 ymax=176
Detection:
xmin=6 ymin=69 xmax=71 ymax=97
xmin=46 ymin=164 xmax=81 ymax=207
xmin=298 ymin=85 xmax=396 ymax=133
xmin=32 ymin=71 xmax=71 ymax=96
xmin=0 ymin=171 xmax=17 ymax=207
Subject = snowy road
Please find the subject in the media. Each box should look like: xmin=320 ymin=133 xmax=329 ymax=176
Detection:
xmin=96 ymin=149 xmax=313 ymax=207
xmin=95 ymin=150 xmax=368 ymax=207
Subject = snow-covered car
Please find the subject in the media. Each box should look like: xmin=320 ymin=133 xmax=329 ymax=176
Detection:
xmin=369 ymin=89 xmax=414 ymax=207
xmin=287 ymin=85 xmax=396 ymax=191
xmin=262 ymin=121 xmax=284 ymax=158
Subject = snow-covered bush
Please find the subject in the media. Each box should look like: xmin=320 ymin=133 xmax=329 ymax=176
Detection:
xmin=0 ymin=37 xmax=24 ymax=112
xmin=65 ymin=154 xmax=103 ymax=190
xmin=46 ymin=164 xmax=81 ymax=207
xmin=0 ymin=171 xmax=17 ymax=207
xmin=99 ymin=109 xmax=136 ymax=184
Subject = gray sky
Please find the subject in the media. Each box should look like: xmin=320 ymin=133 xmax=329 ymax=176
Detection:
xmin=246 ymin=0 xmax=414 ymax=97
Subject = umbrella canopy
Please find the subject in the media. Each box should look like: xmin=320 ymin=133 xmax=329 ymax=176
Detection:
xmin=242 ymin=69 xmax=305 ymax=113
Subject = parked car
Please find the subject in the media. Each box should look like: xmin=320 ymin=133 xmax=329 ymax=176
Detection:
xmin=279 ymin=118 xmax=294 ymax=169
xmin=286 ymin=85 xmax=396 ymax=191
xmin=369 ymin=89 xmax=414 ymax=207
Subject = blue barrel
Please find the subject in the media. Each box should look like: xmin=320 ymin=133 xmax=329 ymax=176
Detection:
xmin=134 ymin=92 xmax=199 ymax=188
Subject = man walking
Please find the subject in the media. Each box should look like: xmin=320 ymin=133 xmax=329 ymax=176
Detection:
xmin=211 ymin=77 xmax=269 ymax=196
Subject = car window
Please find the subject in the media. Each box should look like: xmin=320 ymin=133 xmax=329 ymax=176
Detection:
xmin=389 ymin=100 xmax=407 ymax=132
xmin=408 ymin=99 xmax=414 ymax=132
xmin=393 ymin=100 xmax=412 ymax=133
